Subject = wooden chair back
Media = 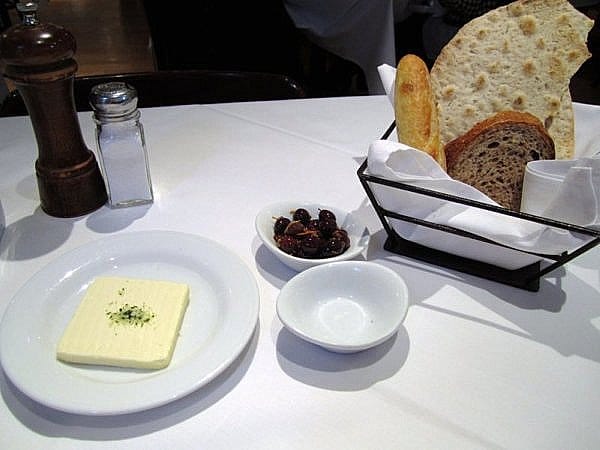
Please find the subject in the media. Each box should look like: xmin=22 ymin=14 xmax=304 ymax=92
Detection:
xmin=0 ymin=69 xmax=307 ymax=117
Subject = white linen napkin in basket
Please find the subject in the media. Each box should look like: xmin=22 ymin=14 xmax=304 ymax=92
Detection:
xmin=367 ymin=140 xmax=588 ymax=269
xmin=371 ymin=64 xmax=597 ymax=269
xmin=522 ymin=158 xmax=600 ymax=228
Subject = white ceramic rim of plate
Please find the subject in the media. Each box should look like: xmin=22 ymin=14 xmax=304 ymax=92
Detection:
xmin=0 ymin=230 xmax=259 ymax=415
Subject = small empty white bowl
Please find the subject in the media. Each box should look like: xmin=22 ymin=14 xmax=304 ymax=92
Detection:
xmin=255 ymin=201 xmax=370 ymax=272
xmin=276 ymin=261 xmax=409 ymax=353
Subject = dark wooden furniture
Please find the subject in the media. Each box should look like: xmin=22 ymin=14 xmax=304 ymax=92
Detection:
xmin=0 ymin=69 xmax=307 ymax=117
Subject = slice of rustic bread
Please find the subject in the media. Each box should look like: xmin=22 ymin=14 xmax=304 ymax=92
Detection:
xmin=445 ymin=111 xmax=555 ymax=210
xmin=430 ymin=0 xmax=594 ymax=160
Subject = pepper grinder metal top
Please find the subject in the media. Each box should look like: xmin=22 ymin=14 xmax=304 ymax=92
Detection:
xmin=0 ymin=1 xmax=107 ymax=217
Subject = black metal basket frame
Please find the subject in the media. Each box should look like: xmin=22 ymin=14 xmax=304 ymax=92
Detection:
xmin=357 ymin=122 xmax=600 ymax=291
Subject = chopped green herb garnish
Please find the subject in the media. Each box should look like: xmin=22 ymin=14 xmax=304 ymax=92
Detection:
xmin=106 ymin=303 xmax=155 ymax=327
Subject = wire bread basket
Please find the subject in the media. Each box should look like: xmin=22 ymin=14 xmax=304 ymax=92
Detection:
xmin=357 ymin=122 xmax=600 ymax=291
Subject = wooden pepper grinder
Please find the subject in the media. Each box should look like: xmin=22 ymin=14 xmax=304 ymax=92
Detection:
xmin=0 ymin=2 xmax=107 ymax=217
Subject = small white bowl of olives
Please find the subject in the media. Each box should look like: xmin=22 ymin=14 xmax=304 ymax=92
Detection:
xmin=255 ymin=201 xmax=370 ymax=272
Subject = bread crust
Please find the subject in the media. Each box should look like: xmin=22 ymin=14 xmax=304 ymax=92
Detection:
xmin=445 ymin=110 xmax=555 ymax=210
xmin=445 ymin=110 xmax=551 ymax=168
xmin=394 ymin=54 xmax=446 ymax=170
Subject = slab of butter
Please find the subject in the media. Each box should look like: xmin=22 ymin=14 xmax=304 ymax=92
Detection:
xmin=57 ymin=276 xmax=190 ymax=370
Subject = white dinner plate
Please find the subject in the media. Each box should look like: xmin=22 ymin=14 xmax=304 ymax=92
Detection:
xmin=0 ymin=231 xmax=259 ymax=416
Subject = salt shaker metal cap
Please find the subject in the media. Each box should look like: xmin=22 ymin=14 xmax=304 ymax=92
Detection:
xmin=90 ymin=82 xmax=139 ymax=119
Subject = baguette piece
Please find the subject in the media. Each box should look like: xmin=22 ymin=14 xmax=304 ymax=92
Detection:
xmin=394 ymin=54 xmax=446 ymax=170
xmin=430 ymin=0 xmax=594 ymax=160
xmin=445 ymin=111 xmax=555 ymax=210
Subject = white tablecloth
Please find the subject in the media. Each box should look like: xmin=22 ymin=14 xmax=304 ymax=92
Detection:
xmin=0 ymin=96 xmax=599 ymax=449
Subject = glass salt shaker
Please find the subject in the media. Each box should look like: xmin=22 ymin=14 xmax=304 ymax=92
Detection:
xmin=90 ymin=82 xmax=153 ymax=208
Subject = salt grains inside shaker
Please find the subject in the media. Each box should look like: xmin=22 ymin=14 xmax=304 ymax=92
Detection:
xmin=90 ymin=82 xmax=153 ymax=208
